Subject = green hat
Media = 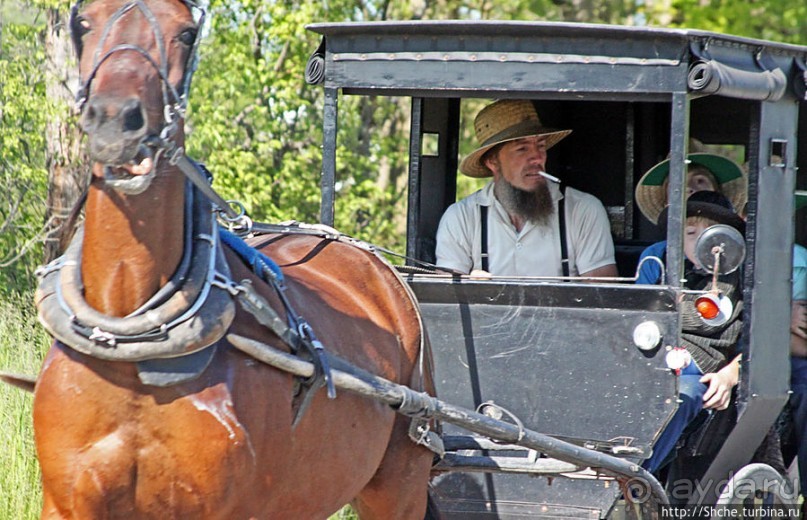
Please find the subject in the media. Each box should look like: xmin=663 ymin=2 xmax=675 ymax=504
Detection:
xmin=635 ymin=153 xmax=746 ymax=225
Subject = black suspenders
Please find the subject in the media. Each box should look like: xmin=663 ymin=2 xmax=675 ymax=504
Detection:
xmin=558 ymin=189 xmax=570 ymax=277
xmin=480 ymin=186 xmax=569 ymax=276
xmin=480 ymin=205 xmax=490 ymax=272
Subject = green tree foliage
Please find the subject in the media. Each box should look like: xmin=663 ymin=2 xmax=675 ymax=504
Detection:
xmin=187 ymin=0 xmax=579 ymax=248
xmin=0 ymin=21 xmax=50 ymax=296
xmin=189 ymin=0 xmax=417 ymax=247
xmin=662 ymin=0 xmax=807 ymax=44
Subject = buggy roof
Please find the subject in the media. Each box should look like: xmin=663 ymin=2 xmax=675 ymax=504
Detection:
xmin=306 ymin=21 xmax=807 ymax=101
xmin=308 ymin=20 xmax=807 ymax=53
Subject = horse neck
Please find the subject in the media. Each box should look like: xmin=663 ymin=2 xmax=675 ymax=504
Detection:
xmin=81 ymin=163 xmax=186 ymax=317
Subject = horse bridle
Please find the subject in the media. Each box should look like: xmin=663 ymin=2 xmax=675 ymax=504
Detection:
xmin=68 ymin=0 xmax=243 ymax=222
xmin=70 ymin=0 xmax=205 ymax=143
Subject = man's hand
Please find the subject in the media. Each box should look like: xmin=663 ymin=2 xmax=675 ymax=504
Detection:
xmin=700 ymin=356 xmax=740 ymax=410
xmin=791 ymin=301 xmax=807 ymax=339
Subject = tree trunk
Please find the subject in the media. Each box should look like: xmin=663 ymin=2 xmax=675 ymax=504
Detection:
xmin=44 ymin=7 xmax=88 ymax=262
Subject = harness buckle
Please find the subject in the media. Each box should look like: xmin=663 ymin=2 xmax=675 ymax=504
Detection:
xmin=164 ymin=104 xmax=175 ymax=124
xmin=89 ymin=327 xmax=117 ymax=347
xmin=35 ymin=257 xmax=72 ymax=279
xmin=160 ymin=116 xmax=181 ymax=142
xmin=216 ymin=201 xmax=253 ymax=236
xmin=297 ymin=321 xmax=336 ymax=399
xmin=75 ymin=97 xmax=88 ymax=113
xmin=225 ymin=215 xmax=253 ymax=236
xmin=210 ymin=271 xmax=244 ymax=296
xmin=168 ymin=146 xmax=185 ymax=166
xmin=297 ymin=322 xmax=320 ymax=348
xmin=163 ymin=103 xmax=186 ymax=125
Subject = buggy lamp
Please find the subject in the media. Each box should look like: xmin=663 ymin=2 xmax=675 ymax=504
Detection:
xmin=633 ymin=321 xmax=662 ymax=351
xmin=665 ymin=348 xmax=692 ymax=372
xmin=695 ymin=293 xmax=733 ymax=326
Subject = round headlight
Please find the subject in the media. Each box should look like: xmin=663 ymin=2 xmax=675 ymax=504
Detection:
xmin=633 ymin=321 xmax=662 ymax=351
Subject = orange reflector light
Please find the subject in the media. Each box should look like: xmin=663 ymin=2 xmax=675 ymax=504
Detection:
xmin=696 ymin=295 xmax=720 ymax=320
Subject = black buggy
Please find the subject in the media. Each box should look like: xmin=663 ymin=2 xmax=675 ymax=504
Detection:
xmin=302 ymin=21 xmax=807 ymax=518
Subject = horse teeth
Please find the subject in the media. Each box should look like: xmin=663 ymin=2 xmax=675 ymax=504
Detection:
xmin=130 ymin=157 xmax=153 ymax=175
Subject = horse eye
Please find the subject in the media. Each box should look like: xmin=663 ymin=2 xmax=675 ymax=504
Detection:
xmin=74 ymin=16 xmax=92 ymax=37
xmin=178 ymin=28 xmax=197 ymax=46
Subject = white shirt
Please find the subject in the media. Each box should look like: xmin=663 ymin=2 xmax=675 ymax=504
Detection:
xmin=435 ymin=181 xmax=615 ymax=276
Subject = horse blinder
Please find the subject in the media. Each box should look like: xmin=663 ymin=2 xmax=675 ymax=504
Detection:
xmin=69 ymin=3 xmax=87 ymax=59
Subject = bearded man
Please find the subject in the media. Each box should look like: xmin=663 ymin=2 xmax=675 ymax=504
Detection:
xmin=435 ymin=99 xmax=617 ymax=278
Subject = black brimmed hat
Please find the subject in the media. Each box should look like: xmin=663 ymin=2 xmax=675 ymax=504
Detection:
xmin=658 ymin=191 xmax=745 ymax=235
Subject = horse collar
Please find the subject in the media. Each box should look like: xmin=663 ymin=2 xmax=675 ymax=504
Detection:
xmin=35 ymin=185 xmax=236 ymax=363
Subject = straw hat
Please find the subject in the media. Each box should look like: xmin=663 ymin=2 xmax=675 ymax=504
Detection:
xmin=635 ymin=152 xmax=746 ymax=225
xmin=459 ymin=99 xmax=572 ymax=178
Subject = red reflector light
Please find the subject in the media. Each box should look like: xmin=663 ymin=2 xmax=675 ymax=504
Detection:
xmin=696 ymin=295 xmax=720 ymax=320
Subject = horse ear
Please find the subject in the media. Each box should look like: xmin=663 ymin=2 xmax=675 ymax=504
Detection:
xmin=69 ymin=3 xmax=85 ymax=59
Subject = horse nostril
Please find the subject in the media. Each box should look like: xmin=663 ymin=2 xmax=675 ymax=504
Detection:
xmin=122 ymin=101 xmax=145 ymax=133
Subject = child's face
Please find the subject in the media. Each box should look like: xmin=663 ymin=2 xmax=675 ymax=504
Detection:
xmin=687 ymin=171 xmax=718 ymax=196
xmin=684 ymin=219 xmax=713 ymax=268
xmin=661 ymin=167 xmax=719 ymax=200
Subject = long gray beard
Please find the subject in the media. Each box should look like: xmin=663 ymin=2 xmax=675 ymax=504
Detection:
xmin=494 ymin=178 xmax=555 ymax=227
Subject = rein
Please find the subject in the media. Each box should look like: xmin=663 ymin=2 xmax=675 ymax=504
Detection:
xmin=159 ymin=140 xmax=244 ymax=221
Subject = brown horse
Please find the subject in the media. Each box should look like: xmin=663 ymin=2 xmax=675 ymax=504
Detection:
xmin=32 ymin=0 xmax=435 ymax=518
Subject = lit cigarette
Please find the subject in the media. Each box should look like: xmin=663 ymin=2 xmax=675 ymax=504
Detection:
xmin=538 ymin=171 xmax=561 ymax=183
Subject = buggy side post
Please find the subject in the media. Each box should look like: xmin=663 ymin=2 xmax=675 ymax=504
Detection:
xmin=406 ymin=97 xmax=460 ymax=266
xmin=692 ymin=98 xmax=798 ymax=505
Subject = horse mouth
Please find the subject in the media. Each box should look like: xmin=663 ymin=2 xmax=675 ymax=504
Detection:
xmin=102 ymin=144 xmax=156 ymax=195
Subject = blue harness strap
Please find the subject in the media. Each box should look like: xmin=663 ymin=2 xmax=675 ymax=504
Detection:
xmin=219 ymin=227 xmax=337 ymax=413
xmin=219 ymin=228 xmax=284 ymax=285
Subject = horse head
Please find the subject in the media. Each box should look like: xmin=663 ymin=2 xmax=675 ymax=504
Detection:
xmin=71 ymin=0 xmax=204 ymax=195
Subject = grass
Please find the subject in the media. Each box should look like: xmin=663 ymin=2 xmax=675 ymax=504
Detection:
xmin=332 ymin=506 xmax=360 ymax=519
xmin=0 ymin=291 xmax=49 ymax=520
